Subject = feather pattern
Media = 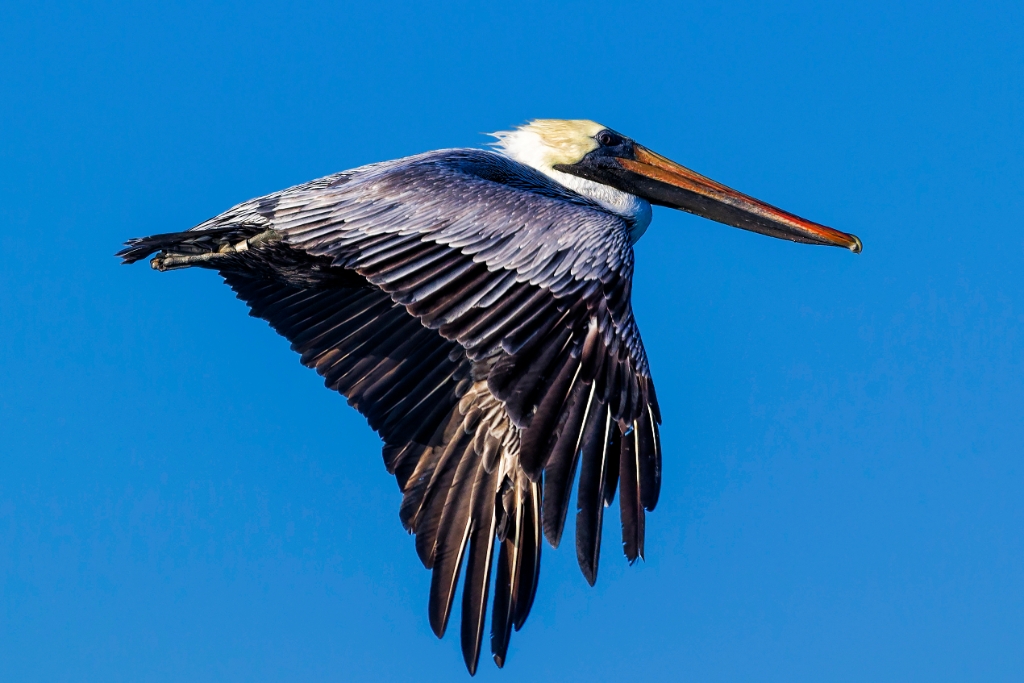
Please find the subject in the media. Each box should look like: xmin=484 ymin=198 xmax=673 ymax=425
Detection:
xmin=118 ymin=146 xmax=663 ymax=674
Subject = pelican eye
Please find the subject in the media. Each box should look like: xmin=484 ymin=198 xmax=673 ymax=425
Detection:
xmin=596 ymin=131 xmax=622 ymax=147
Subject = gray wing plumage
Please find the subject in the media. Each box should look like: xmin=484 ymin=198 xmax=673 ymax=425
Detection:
xmin=119 ymin=148 xmax=662 ymax=674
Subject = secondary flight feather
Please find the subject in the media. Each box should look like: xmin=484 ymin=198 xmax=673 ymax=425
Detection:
xmin=118 ymin=119 xmax=861 ymax=674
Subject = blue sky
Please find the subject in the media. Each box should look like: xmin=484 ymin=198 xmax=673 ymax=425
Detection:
xmin=2 ymin=1 xmax=1022 ymax=680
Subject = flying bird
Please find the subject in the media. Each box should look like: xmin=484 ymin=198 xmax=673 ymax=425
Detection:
xmin=118 ymin=119 xmax=861 ymax=673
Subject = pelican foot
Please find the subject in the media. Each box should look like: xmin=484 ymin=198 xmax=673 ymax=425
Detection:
xmin=150 ymin=251 xmax=227 ymax=271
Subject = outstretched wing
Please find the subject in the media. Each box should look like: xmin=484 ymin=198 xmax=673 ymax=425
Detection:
xmin=121 ymin=148 xmax=662 ymax=673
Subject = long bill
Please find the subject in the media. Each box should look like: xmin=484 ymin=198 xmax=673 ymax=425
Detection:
xmin=617 ymin=145 xmax=862 ymax=252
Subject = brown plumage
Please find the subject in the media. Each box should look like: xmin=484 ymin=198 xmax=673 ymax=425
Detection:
xmin=118 ymin=120 xmax=859 ymax=674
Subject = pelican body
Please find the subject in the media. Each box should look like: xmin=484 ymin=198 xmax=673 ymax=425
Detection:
xmin=119 ymin=120 xmax=860 ymax=674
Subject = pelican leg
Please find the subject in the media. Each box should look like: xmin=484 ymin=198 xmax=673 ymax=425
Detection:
xmin=151 ymin=251 xmax=227 ymax=271
xmin=149 ymin=229 xmax=280 ymax=271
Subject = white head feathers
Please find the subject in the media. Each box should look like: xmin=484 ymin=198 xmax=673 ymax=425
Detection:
xmin=490 ymin=120 xmax=652 ymax=242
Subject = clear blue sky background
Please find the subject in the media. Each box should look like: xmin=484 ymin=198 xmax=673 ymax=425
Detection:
xmin=2 ymin=1 xmax=1022 ymax=680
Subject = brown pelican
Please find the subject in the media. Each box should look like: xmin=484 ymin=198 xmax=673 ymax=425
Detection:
xmin=118 ymin=119 xmax=861 ymax=674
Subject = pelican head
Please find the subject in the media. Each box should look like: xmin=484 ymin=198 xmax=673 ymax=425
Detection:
xmin=493 ymin=119 xmax=862 ymax=252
